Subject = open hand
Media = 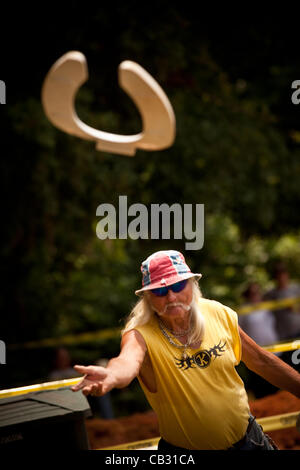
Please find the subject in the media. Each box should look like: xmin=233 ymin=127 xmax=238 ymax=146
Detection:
xmin=71 ymin=365 xmax=114 ymax=396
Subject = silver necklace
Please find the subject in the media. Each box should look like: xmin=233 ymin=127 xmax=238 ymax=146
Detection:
xmin=159 ymin=318 xmax=193 ymax=337
xmin=157 ymin=317 xmax=192 ymax=360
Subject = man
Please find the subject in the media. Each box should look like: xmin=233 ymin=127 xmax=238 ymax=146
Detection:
xmin=238 ymin=282 xmax=279 ymax=347
xmin=264 ymin=262 xmax=300 ymax=341
xmin=72 ymin=250 xmax=300 ymax=450
xmin=238 ymin=282 xmax=280 ymax=398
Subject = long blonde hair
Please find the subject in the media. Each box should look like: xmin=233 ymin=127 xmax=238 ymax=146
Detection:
xmin=121 ymin=279 xmax=205 ymax=345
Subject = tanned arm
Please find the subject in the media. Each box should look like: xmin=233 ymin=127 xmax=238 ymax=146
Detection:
xmin=71 ymin=330 xmax=147 ymax=396
xmin=239 ymin=326 xmax=300 ymax=398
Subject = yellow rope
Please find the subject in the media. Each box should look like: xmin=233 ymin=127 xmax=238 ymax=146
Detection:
xmin=1 ymin=338 xmax=300 ymax=399
xmin=258 ymin=411 xmax=300 ymax=432
xmin=98 ymin=411 xmax=300 ymax=449
xmin=0 ymin=377 xmax=81 ymax=399
xmin=263 ymin=339 xmax=300 ymax=353
xmin=100 ymin=437 xmax=160 ymax=450
xmin=237 ymin=296 xmax=300 ymax=316
xmin=7 ymin=297 xmax=300 ymax=350
xmin=1 ymin=379 xmax=299 ymax=448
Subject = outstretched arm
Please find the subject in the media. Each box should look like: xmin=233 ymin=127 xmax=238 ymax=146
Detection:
xmin=239 ymin=326 xmax=300 ymax=398
xmin=71 ymin=330 xmax=147 ymax=396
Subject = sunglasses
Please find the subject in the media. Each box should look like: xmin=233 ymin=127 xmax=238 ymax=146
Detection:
xmin=151 ymin=279 xmax=188 ymax=297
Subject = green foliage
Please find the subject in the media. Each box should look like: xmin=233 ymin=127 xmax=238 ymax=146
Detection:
xmin=1 ymin=8 xmax=300 ymax=389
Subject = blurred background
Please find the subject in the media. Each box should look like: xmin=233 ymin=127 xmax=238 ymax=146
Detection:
xmin=1 ymin=4 xmax=300 ymax=417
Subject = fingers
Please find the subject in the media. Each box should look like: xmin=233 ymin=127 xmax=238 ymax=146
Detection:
xmin=71 ymin=380 xmax=101 ymax=394
xmin=70 ymin=364 xmax=108 ymax=395
xmin=82 ymin=382 xmax=103 ymax=396
xmin=71 ymin=377 xmax=87 ymax=392
xmin=71 ymin=365 xmax=97 ymax=392
xmin=85 ymin=382 xmax=101 ymax=396
xmin=73 ymin=364 xmax=107 ymax=380
xmin=71 ymin=365 xmax=90 ymax=392
xmin=73 ymin=365 xmax=93 ymax=375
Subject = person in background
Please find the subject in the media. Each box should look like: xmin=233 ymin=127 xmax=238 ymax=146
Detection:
xmin=90 ymin=358 xmax=115 ymax=419
xmin=263 ymin=262 xmax=300 ymax=373
xmin=48 ymin=346 xmax=114 ymax=419
xmin=48 ymin=346 xmax=79 ymax=381
xmin=238 ymin=282 xmax=280 ymax=398
xmin=263 ymin=262 xmax=300 ymax=342
xmin=238 ymin=282 xmax=279 ymax=347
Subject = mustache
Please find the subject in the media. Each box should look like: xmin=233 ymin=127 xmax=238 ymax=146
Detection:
xmin=161 ymin=302 xmax=191 ymax=314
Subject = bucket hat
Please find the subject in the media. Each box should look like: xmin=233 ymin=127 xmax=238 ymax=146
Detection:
xmin=135 ymin=250 xmax=202 ymax=296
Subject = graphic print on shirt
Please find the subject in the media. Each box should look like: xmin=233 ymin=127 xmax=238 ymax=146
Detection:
xmin=175 ymin=340 xmax=227 ymax=370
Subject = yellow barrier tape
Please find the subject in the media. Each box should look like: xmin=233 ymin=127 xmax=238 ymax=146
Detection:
xmin=8 ymin=335 xmax=300 ymax=359
xmin=0 ymin=378 xmax=299 ymax=448
xmin=0 ymin=377 xmax=81 ymax=399
xmin=9 ymin=327 xmax=121 ymax=350
xmin=1 ymin=338 xmax=299 ymax=398
xmin=1 ymin=337 xmax=300 ymax=397
xmin=257 ymin=411 xmax=300 ymax=432
xmin=237 ymin=296 xmax=300 ymax=316
xmin=100 ymin=437 xmax=160 ymax=450
xmin=99 ymin=412 xmax=300 ymax=449
xmin=7 ymin=297 xmax=300 ymax=350
xmin=264 ymin=339 xmax=300 ymax=353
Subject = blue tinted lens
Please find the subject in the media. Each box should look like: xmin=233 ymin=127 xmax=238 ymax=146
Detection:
xmin=151 ymin=286 xmax=168 ymax=297
xmin=171 ymin=279 xmax=188 ymax=293
xmin=151 ymin=279 xmax=188 ymax=297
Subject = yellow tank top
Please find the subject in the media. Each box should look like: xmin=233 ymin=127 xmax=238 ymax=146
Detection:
xmin=134 ymin=297 xmax=250 ymax=450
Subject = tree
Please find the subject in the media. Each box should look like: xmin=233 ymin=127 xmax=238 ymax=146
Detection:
xmin=1 ymin=6 xmax=300 ymax=358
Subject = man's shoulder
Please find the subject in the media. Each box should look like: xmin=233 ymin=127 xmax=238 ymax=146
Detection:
xmin=198 ymin=298 xmax=239 ymax=328
xmin=198 ymin=296 xmax=228 ymax=306
xmin=198 ymin=297 xmax=235 ymax=313
xmin=133 ymin=315 xmax=156 ymax=334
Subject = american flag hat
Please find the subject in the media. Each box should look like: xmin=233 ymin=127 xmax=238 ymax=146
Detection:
xmin=135 ymin=250 xmax=202 ymax=296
